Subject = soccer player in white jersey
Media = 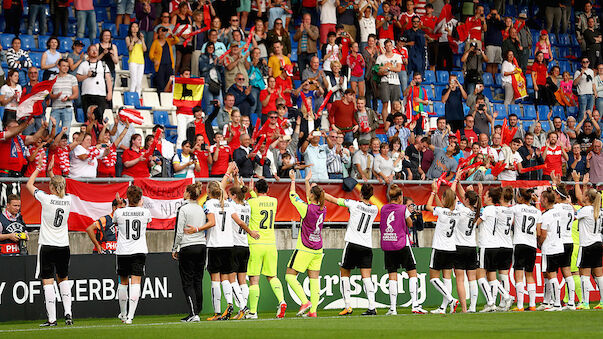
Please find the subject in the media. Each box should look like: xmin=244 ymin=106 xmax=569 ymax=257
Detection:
xmin=474 ymin=187 xmax=502 ymax=312
xmin=538 ymin=189 xmax=565 ymax=311
xmin=572 ymin=175 xmax=603 ymax=310
xmin=324 ymin=184 xmax=379 ymax=316
xmin=26 ymin=166 xmax=73 ymax=327
xmin=425 ymin=181 xmax=460 ymax=314
xmin=510 ymin=188 xmax=542 ymax=312
xmin=452 ymin=180 xmax=482 ymax=313
xmin=491 ymin=187 xmax=515 ymax=311
xmin=114 ymin=185 xmax=152 ymax=324
xmin=228 ymin=175 xmax=252 ymax=320
xmin=185 ymin=174 xmax=259 ymax=321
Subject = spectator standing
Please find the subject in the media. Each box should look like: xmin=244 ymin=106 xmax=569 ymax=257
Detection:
xmin=501 ymin=50 xmax=520 ymax=105
xmin=213 ymin=0 xmax=238 ymax=29
xmin=267 ymin=41 xmax=291 ymax=79
xmin=515 ymin=11 xmax=532 ymax=73
xmin=74 ymin=0 xmax=97 ymax=40
xmin=2 ymin=0 xmax=22 ymax=34
xmin=545 ymin=2 xmax=562 ymax=35
xmin=532 ymin=52 xmax=549 ymax=104
xmin=421 ymin=4 xmax=439 ymax=72
xmin=135 ymin=0 xmax=156 ymax=50
xmin=216 ymin=93 xmax=237 ymax=130
xmin=461 ymin=40 xmax=487 ymax=95
xmin=376 ymin=2 xmax=395 ymax=42
xmin=534 ymin=30 xmax=553 ymax=64
xmin=0 ymin=70 xmax=22 ymax=126
xmin=49 ymin=59 xmax=79 ymax=134
xmin=122 ymin=134 xmax=151 ymax=178
xmin=426 ymin=142 xmax=458 ymax=181
xmin=374 ymin=143 xmax=395 ymax=184
xmin=337 ymin=0 xmax=357 ymax=39
xmin=587 ymin=139 xmax=603 ymax=184
xmin=583 ymin=17 xmax=602 ymax=68
xmin=358 ymin=2 xmax=377 ymax=51
xmin=329 ymin=89 xmax=357 ymax=143
xmin=465 ymin=5 xmax=486 ymax=47
xmin=518 ymin=133 xmax=543 ymax=181
xmin=576 ymin=2 xmax=599 ymax=52
xmin=354 ymin=96 xmax=379 ymax=143
xmin=97 ymin=123 xmax=129 ymax=177
xmin=76 ymin=45 xmax=113 ymax=122
xmin=227 ymin=73 xmax=255 ymax=117
xmin=40 ymin=37 xmax=61 ymax=81
xmin=352 ymin=139 xmax=374 ymax=181
xmin=347 ymin=42 xmax=366 ymax=97
xmin=301 ymin=0 xmax=319 ymax=26
xmin=27 ymin=0 xmax=47 ymax=36
xmin=434 ymin=7 xmax=456 ymax=71
xmin=0 ymin=194 xmax=27 ymax=255
xmin=387 ymin=112 xmax=412 ymax=150
xmin=233 ymin=133 xmax=260 ymax=178
xmin=541 ymin=132 xmax=568 ymax=180
xmin=394 ymin=37 xmax=409 ymax=94
xmin=6 ymin=37 xmax=33 ymax=87
xmin=462 ymin=114 xmax=479 ymax=145
xmin=171 ymin=3 xmax=194 ymax=75
xmin=320 ymin=0 xmax=339 ymax=45
xmin=50 ymin=0 xmax=69 ymax=37
xmin=150 ymin=27 xmax=179 ymax=93
xmin=154 ymin=11 xmax=175 ymax=39
xmin=301 ymin=56 xmax=328 ymax=90
xmin=325 ymin=131 xmax=347 ymax=179
xmin=567 ymin=143 xmax=588 ymax=179
xmin=96 ymin=30 xmax=119 ymax=81
xmin=470 ymin=94 xmax=494 ymax=136
xmin=508 ymin=114 xmax=525 ymax=140
xmin=362 ymin=34 xmax=381 ymax=110
xmin=375 ymin=39 xmax=402 ymax=123
xmin=574 ymin=56 xmax=595 ymax=123
xmin=403 ymin=16 xmax=426 ymax=77
xmin=209 ymin=133 xmax=231 ymax=177
xmin=259 ymin=77 xmax=279 ymax=124
xmin=172 ymin=140 xmax=200 ymax=178
xmin=116 ymin=0 xmax=136 ymax=35
xmin=67 ymin=41 xmax=85 ymax=76
xmin=70 ymin=133 xmax=106 ymax=179
xmin=441 ymin=74 xmax=467 ymax=132
xmin=266 ymin=19 xmax=291 ymax=56
xmin=223 ymin=110 xmax=247 ymax=150
xmin=294 ymin=13 xmax=319 ymax=74
xmin=301 ymin=130 xmax=333 ymax=180
xmin=430 ymin=117 xmax=449 ymax=150
xmin=501 ymin=28 xmax=522 ymax=67
xmin=125 ymin=23 xmax=148 ymax=96
xmin=22 ymin=67 xmax=45 ymax=136
xmin=484 ymin=9 xmax=505 ymax=78
xmin=245 ymin=48 xmax=267 ymax=118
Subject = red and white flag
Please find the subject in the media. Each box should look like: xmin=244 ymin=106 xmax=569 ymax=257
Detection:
xmin=17 ymin=78 xmax=57 ymax=120
xmin=119 ymin=108 xmax=144 ymax=125
xmin=65 ymin=179 xmax=130 ymax=231
xmin=133 ymin=178 xmax=193 ymax=229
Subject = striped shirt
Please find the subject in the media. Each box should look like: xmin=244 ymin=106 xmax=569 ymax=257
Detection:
xmin=50 ymin=74 xmax=78 ymax=108
xmin=327 ymin=146 xmax=343 ymax=175
xmin=6 ymin=48 xmax=32 ymax=70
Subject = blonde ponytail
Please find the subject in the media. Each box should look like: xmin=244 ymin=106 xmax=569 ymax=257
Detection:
xmin=50 ymin=176 xmax=66 ymax=198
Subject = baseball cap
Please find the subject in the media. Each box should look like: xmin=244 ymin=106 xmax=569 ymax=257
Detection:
xmin=359 ymin=139 xmax=370 ymax=145
xmin=72 ymin=40 xmax=84 ymax=47
xmin=399 ymin=36 xmax=408 ymax=43
xmin=518 ymin=11 xmax=528 ymax=19
xmin=540 ymin=29 xmax=548 ymax=35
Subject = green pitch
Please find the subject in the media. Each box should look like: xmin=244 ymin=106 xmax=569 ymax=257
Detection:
xmin=1 ymin=308 xmax=602 ymax=338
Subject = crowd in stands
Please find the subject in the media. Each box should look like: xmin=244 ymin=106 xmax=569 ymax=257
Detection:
xmin=1 ymin=0 xmax=603 ymax=184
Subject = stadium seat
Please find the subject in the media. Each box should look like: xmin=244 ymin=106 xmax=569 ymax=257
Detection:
xmin=35 ymin=35 xmax=50 ymax=52
xmin=435 ymin=70 xmax=449 ymax=85
xmin=450 ymin=71 xmax=464 ymax=84
xmin=493 ymin=104 xmax=507 ymax=119
xmin=525 ymin=74 xmax=533 ymax=89
xmin=433 ymin=102 xmax=445 ymax=117
xmin=509 ymin=104 xmax=521 ymax=118
xmin=462 ymin=103 xmax=469 ymax=116
xmin=482 ymin=73 xmax=494 ymax=87
xmin=522 ymin=105 xmax=537 ymax=120
xmin=421 ymin=86 xmax=434 ymax=100
xmin=559 ymin=60 xmax=572 ymax=74
xmin=494 ymin=73 xmax=502 ymax=88
xmin=141 ymin=92 xmax=166 ymax=110
xmin=58 ymin=37 xmax=73 ymax=53
xmin=124 ymin=92 xmax=153 ymax=110
xmin=114 ymin=39 xmax=128 ymax=56
xmin=121 ymin=56 xmax=129 ymax=70
xmin=102 ymin=23 xmax=117 ymax=37
xmin=80 ymin=38 xmax=91 ymax=51
xmin=118 ymin=24 xmax=129 ymax=39
xmin=0 ymin=107 xmax=4 ymax=121
xmin=19 ymin=35 xmax=35 ymax=51
xmin=160 ymin=92 xmax=177 ymax=111
xmin=29 ymin=52 xmax=42 ymax=68
xmin=153 ymin=110 xmax=176 ymax=128
xmin=558 ymin=33 xmax=570 ymax=46
xmin=482 ymin=87 xmax=494 ymax=102
xmin=552 ymin=106 xmax=565 ymax=119
xmin=541 ymin=123 xmax=550 ymax=132
xmin=433 ymin=86 xmax=445 ymax=101
xmin=549 ymin=33 xmax=557 ymax=46
xmin=376 ymin=134 xmax=388 ymax=143
xmin=139 ymin=110 xmax=154 ymax=129
xmin=112 ymin=91 xmax=124 ymax=110
xmin=94 ymin=7 xmax=108 ymax=23
xmin=423 ymin=70 xmax=436 ymax=85
xmin=537 ymin=105 xmax=550 ymax=120
xmin=567 ymin=106 xmax=578 ymax=118
xmin=0 ymin=34 xmax=14 ymax=49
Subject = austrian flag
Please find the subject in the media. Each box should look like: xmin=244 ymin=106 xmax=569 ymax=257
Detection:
xmin=16 ymin=78 xmax=57 ymax=120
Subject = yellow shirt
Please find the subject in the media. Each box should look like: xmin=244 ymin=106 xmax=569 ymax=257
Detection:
xmin=129 ymin=43 xmax=145 ymax=65
xmin=268 ymin=55 xmax=291 ymax=79
xmin=247 ymin=191 xmax=278 ymax=245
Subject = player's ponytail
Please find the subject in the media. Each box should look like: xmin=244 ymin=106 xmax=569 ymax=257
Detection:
xmin=311 ymin=185 xmax=325 ymax=209
xmin=207 ymin=181 xmax=224 ymax=209
xmin=541 ymin=189 xmax=556 ymax=209
xmin=466 ymin=190 xmax=481 ymax=220
xmin=585 ymin=188 xmax=601 ymax=221
xmin=502 ymin=186 xmax=514 ymax=204
xmin=186 ymin=182 xmax=202 ymax=201
xmin=230 ymin=185 xmax=249 ymax=203
xmin=50 ymin=175 xmax=66 ymax=198
xmin=360 ymin=183 xmax=373 ymax=201
xmin=388 ymin=184 xmax=403 ymax=202
xmin=442 ymin=188 xmax=456 ymax=210
xmin=517 ymin=188 xmax=532 ymax=204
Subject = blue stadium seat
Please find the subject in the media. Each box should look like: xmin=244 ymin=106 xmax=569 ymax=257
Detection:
xmin=35 ymin=35 xmax=50 ymax=52
xmin=525 ymin=74 xmax=533 ymax=89
xmin=522 ymin=120 xmax=533 ymax=131
xmin=494 ymin=73 xmax=502 ymax=88
xmin=114 ymin=39 xmax=128 ymax=56
xmin=537 ymin=105 xmax=550 ymax=120
xmin=421 ymin=86 xmax=434 ymax=100
xmin=567 ymin=106 xmax=578 ymax=118
xmin=94 ymin=0 xmax=114 ymax=7
xmin=522 ymin=105 xmax=537 ymax=120
xmin=118 ymin=24 xmax=129 ymax=39
xmin=549 ymin=33 xmax=557 ymax=46
xmin=94 ymin=7 xmax=108 ymax=22
xmin=435 ymin=70 xmax=449 ymax=85
xmin=153 ymin=110 xmax=176 ymax=128
xmin=80 ymin=38 xmax=91 ymax=51
xmin=58 ymin=37 xmax=73 ymax=53
xmin=122 ymin=56 xmax=129 ymax=70
xmin=463 ymin=103 xmax=469 ymax=116
xmin=19 ymin=35 xmax=35 ymax=51
xmin=453 ymin=55 xmax=462 ymax=69
xmin=433 ymin=102 xmax=445 ymax=117
xmin=124 ymin=92 xmax=153 ymax=110
xmin=541 ymin=123 xmax=550 ymax=132
xmin=558 ymin=33 xmax=570 ymax=46
xmin=0 ymin=107 xmax=4 ymax=121
xmin=102 ymin=23 xmax=117 ymax=37
xmin=423 ymin=70 xmax=436 ymax=85
xmin=376 ymin=134 xmax=388 ymax=143
xmin=558 ymin=47 xmax=570 ymax=59
xmin=482 ymin=73 xmax=494 ymax=87
xmin=509 ymin=104 xmax=521 ymax=117
xmin=552 ymin=106 xmax=565 ymax=119
xmin=0 ymin=34 xmax=14 ymax=49
xmin=450 ymin=71 xmax=464 ymax=84
xmin=493 ymin=104 xmax=507 ymax=119
xmin=433 ymin=85 xmax=445 ymax=101
xmin=559 ymin=60 xmax=571 ymax=74
xmin=29 ymin=52 xmax=42 ymax=68
xmin=482 ymin=87 xmax=494 ymax=102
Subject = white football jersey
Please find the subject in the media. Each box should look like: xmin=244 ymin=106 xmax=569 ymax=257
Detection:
xmin=204 ymin=199 xmax=235 ymax=248
xmin=554 ymin=203 xmax=575 ymax=244
xmin=432 ymin=206 xmax=457 ymax=251
xmin=342 ymin=199 xmax=379 ymax=249
xmin=540 ymin=209 xmax=564 ymax=255
xmin=494 ymin=205 xmax=514 ymax=249
xmin=478 ymin=205 xmax=499 ymax=249
xmin=232 ymin=201 xmax=251 ymax=247
xmin=453 ymin=202 xmax=477 ymax=247
xmin=511 ymin=204 xmax=542 ymax=248
xmin=35 ymin=190 xmax=72 ymax=247
xmin=576 ymin=206 xmax=603 ymax=247
xmin=114 ymin=206 xmax=152 ymax=255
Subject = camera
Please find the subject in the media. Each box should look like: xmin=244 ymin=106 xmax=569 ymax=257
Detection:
xmin=220 ymin=140 xmax=227 ymax=146
xmin=200 ymin=144 xmax=206 ymax=150
xmin=210 ymin=99 xmax=219 ymax=106
xmin=90 ymin=70 xmax=97 ymax=78
xmin=478 ymin=104 xmax=485 ymax=111
xmin=312 ymin=131 xmax=321 ymax=137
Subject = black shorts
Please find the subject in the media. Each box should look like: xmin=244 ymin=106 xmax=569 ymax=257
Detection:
xmin=559 ymin=243 xmax=573 ymax=268
xmin=427 ymin=41 xmax=438 ymax=66
xmin=341 ymin=242 xmax=373 ymax=270
xmin=384 ymin=247 xmax=416 ymax=273
xmin=36 ymin=245 xmax=70 ymax=279
xmin=479 ymin=248 xmax=499 ymax=272
xmin=455 ymin=246 xmax=478 ymax=270
xmin=117 ymin=254 xmax=146 ymax=277
xmin=232 ymin=246 xmax=250 ymax=273
xmin=513 ymin=244 xmax=537 ymax=272
xmin=496 ymin=247 xmax=513 ymax=270
xmin=207 ymin=247 xmax=234 ymax=274
xmin=578 ymin=242 xmax=603 ymax=269
xmin=430 ymin=249 xmax=456 ymax=270
xmin=543 ymin=253 xmax=563 ymax=273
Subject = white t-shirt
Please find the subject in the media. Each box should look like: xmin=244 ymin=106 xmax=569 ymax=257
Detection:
xmin=576 ymin=205 xmax=603 ymax=247
xmin=114 ymin=206 xmax=152 ymax=255
xmin=172 ymin=153 xmax=196 ymax=178
xmin=511 ymin=204 xmax=542 ymax=248
xmin=320 ymin=0 xmax=337 ymax=24
xmin=574 ymin=68 xmax=595 ymax=95
xmin=323 ymin=43 xmax=340 ymax=72
xmin=232 ymin=201 xmax=251 ymax=247
xmin=35 ymin=190 xmax=71 ymax=247
xmin=478 ymin=205 xmax=498 ymax=248
xmin=540 ymin=209 xmax=564 ymax=255
xmin=453 ymin=202 xmax=477 ymax=247
xmin=494 ymin=205 xmax=514 ymax=249
xmin=0 ymin=84 xmax=22 ymax=110
xmin=359 ymin=17 xmax=376 ymax=42
xmin=432 ymin=206 xmax=457 ymax=251
xmin=501 ymin=61 xmax=515 ymax=84
xmin=70 ymin=145 xmax=103 ymax=178
xmin=341 ymin=199 xmax=379 ymax=249
xmin=204 ymin=198 xmax=235 ymax=248
xmin=77 ymin=60 xmax=110 ymax=96
xmin=376 ymin=53 xmax=402 ymax=85
xmin=554 ymin=203 xmax=575 ymax=244
xmin=498 ymin=151 xmax=523 ymax=181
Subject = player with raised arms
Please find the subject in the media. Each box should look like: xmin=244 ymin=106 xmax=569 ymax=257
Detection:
xmin=509 ymin=188 xmax=542 ymax=312
xmin=171 ymin=182 xmax=206 ymax=322
xmin=451 ymin=180 xmax=482 ymax=313
xmin=114 ymin=185 xmax=152 ymax=324
xmin=425 ymin=181 xmax=460 ymax=314
xmin=323 ymin=183 xmax=379 ymax=316
xmin=26 ymin=163 xmax=73 ymax=327
xmin=538 ymin=189 xmax=565 ymax=311
xmin=285 ymin=169 xmax=327 ymax=318
xmin=380 ymin=184 xmax=426 ymax=315
xmin=244 ymin=177 xmax=287 ymax=320
xmin=572 ymin=174 xmax=603 ymax=310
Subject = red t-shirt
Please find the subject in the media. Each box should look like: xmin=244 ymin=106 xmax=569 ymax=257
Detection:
xmin=274 ymin=77 xmax=292 ymax=106
xmin=122 ymin=148 xmax=150 ymax=178
xmin=463 ymin=129 xmax=478 ymax=145
xmin=377 ymin=15 xmax=395 ymax=40
xmin=532 ymin=62 xmax=548 ymax=86
xmin=302 ymin=0 xmax=317 ymax=7
xmin=24 ymin=146 xmax=46 ymax=177
xmin=394 ymin=47 xmax=408 ymax=71
xmin=329 ymin=100 xmax=356 ymax=130
xmin=347 ymin=53 xmax=365 ymax=77
xmin=542 ymin=145 xmax=563 ymax=176
xmin=193 ymin=149 xmax=210 ymax=177
xmin=421 ymin=15 xmax=439 ymax=40
xmin=465 ymin=16 xmax=483 ymax=43
xmin=259 ymin=89 xmax=278 ymax=115
xmin=400 ymin=12 xmax=416 ymax=31
xmin=224 ymin=123 xmax=245 ymax=150
xmin=209 ymin=144 xmax=231 ymax=175
xmin=0 ymin=135 xmax=28 ymax=172
xmin=97 ymin=144 xmax=117 ymax=177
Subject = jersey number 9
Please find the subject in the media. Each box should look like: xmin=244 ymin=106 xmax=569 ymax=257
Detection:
xmin=125 ymin=219 xmax=141 ymax=240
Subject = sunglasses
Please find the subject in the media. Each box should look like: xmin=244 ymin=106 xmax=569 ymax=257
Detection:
xmin=270 ymin=116 xmax=278 ymax=119
xmin=236 ymin=78 xmax=245 ymax=80
xmin=275 ymin=22 xmax=282 ymax=25
xmin=583 ymin=61 xmax=590 ymax=64
xmin=231 ymin=19 xmax=239 ymax=22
